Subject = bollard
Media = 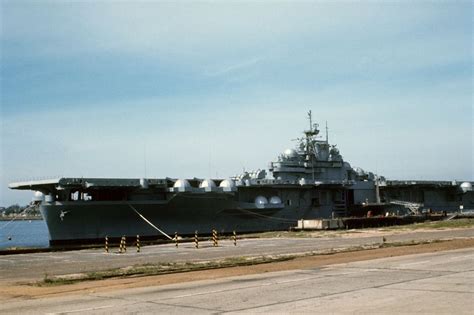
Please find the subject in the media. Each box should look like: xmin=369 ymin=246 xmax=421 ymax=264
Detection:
xmin=136 ymin=235 xmax=140 ymax=253
xmin=119 ymin=236 xmax=123 ymax=253
xmin=195 ymin=230 xmax=199 ymax=249
xmin=123 ymin=236 xmax=127 ymax=253
xmin=233 ymin=230 xmax=237 ymax=246
xmin=105 ymin=236 xmax=109 ymax=253
xmin=175 ymin=232 xmax=179 ymax=248
xmin=213 ymin=229 xmax=218 ymax=247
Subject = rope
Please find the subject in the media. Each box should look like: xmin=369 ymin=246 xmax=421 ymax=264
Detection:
xmin=236 ymin=208 xmax=297 ymax=223
xmin=127 ymin=203 xmax=173 ymax=240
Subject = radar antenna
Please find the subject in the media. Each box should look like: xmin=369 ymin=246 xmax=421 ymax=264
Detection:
xmin=304 ymin=111 xmax=319 ymax=136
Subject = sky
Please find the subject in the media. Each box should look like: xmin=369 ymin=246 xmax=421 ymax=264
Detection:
xmin=1 ymin=1 xmax=472 ymax=206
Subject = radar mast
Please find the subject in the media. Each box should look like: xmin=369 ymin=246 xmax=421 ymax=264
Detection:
xmin=303 ymin=110 xmax=319 ymax=155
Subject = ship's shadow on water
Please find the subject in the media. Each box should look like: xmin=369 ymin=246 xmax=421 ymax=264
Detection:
xmin=0 ymin=220 xmax=49 ymax=249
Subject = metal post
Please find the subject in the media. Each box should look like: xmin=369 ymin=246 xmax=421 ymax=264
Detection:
xmin=195 ymin=230 xmax=199 ymax=249
xmin=136 ymin=235 xmax=140 ymax=252
xmin=212 ymin=229 xmax=218 ymax=247
xmin=105 ymin=236 xmax=109 ymax=253
xmin=233 ymin=230 xmax=237 ymax=246
xmin=175 ymin=232 xmax=178 ymax=248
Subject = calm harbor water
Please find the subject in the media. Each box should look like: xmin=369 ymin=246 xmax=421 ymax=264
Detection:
xmin=0 ymin=220 xmax=49 ymax=249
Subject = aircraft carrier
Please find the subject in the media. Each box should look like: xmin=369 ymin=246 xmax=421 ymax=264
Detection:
xmin=9 ymin=112 xmax=474 ymax=245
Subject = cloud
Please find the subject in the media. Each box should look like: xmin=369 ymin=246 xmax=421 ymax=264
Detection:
xmin=4 ymin=2 xmax=469 ymax=62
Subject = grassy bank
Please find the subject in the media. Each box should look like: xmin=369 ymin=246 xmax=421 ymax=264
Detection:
xmin=38 ymin=255 xmax=293 ymax=286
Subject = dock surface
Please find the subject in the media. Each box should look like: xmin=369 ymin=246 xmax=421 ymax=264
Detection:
xmin=2 ymin=246 xmax=473 ymax=314
xmin=0 ymin=228 xmax=472 ymax=284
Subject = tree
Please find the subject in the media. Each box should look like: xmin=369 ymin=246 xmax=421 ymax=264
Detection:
xmin=5 ymin=204 xmax=22 ymax=215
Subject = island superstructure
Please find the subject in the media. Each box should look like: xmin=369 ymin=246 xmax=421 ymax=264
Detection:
xmin=9 ymin=111 xmax=473 ymax=245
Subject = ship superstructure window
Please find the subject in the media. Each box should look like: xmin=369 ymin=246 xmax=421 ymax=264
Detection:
xmin=65 ymin=191 xmax=93 ymax=201
xmin=71 ymin=191 xmax=80 ymax=201
xmin=70 ymin=191 xmax=90 ymax=201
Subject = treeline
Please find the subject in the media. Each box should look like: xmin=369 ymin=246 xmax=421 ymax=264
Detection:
xmin=0 ymin=204 xmax=41 ymax=216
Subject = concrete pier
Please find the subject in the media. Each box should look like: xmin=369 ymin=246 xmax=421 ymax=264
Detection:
xmin=1 ymin=247 xmax=473 ymax=314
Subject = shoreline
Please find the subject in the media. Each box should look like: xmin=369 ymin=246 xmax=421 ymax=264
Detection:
xmin=0 ymin=216 xmax=43 ymax=221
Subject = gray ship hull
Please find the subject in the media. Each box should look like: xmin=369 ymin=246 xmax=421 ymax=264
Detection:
xmin=40 ymin=192 xmax=314 ymax=244
xmin=29 ymin=182 xmax=474 ymax=245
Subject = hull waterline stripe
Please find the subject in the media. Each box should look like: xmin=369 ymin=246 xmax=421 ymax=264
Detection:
xmin=127 ymin=203 xmax=173 ymax=240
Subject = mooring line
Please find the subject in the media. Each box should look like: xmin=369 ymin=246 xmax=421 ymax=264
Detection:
xmin=127 ymin=203 xmax=173 ymax=240
xmin=236 ymin=208 xmax=297 ymax=223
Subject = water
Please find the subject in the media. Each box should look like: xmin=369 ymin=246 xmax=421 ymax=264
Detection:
xmin=0 ymin=220 xmax=49 ymax=249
